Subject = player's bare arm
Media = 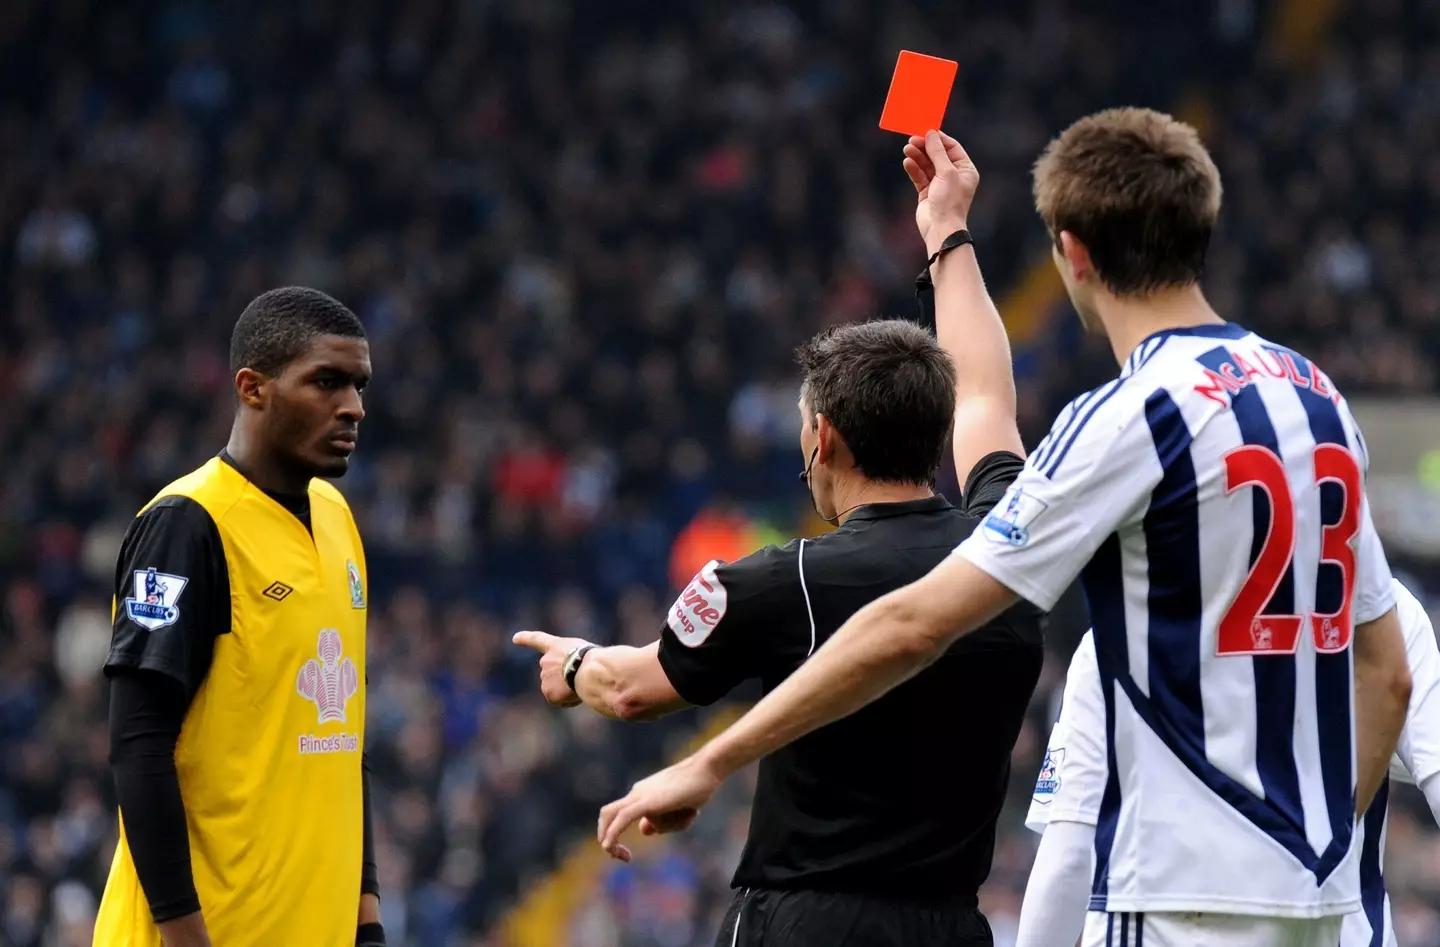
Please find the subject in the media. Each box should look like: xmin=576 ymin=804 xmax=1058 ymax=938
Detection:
xmin=513 ymin=632 xmax=689 ymax=722
xmin=903 ymin=130 xmax=1024 ymax=480
xmin=596 ymin=555 xmax=1018 ymax=857
xmin=1354 ymin=606 xmax=1412 ymax=814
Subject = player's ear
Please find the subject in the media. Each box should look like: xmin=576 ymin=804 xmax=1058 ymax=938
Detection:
xmin=1058 ymin=231 xmax=1094 ymax=283
xmin=234 ymin=367 xmax=268 ymax=409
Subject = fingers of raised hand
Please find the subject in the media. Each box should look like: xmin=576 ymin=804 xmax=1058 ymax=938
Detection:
xmin=902 ymin=156 xmax=929 ymax=194
xmin=903 ymin=140 xmax=934 ymax=174
xmin=922 ymin=130 xmax=954 ymax=172
xmin=938 ymin=131 xmax=972 ymax=169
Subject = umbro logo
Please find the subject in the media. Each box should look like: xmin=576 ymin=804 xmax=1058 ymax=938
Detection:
xmin=263 ymin=581 xmax=294 ymax=602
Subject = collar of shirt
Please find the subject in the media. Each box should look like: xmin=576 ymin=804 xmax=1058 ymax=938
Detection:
xmin=216 ymin=450 xmax=312 ymax=524
xmin=843 ymin=495 xmax=952 ymax=523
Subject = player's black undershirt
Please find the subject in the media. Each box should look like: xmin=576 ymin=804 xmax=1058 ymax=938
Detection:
xmin=107 ymin=454 xmax=377 ymax=922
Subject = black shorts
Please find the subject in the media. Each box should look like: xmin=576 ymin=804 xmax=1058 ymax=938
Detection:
xmin=714 ymin=887 xmax=993 ymax=947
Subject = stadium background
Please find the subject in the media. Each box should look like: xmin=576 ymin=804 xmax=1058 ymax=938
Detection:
xmin=2 ymin=0 xmax=1440 ymax=943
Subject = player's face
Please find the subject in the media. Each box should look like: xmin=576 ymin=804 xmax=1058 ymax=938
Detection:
xmin=267 ymin=335 xmax=371 ymax=479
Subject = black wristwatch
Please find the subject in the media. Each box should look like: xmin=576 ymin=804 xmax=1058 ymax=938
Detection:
xmin=563 ymin=645 xmax=596 ymax=692
xmin=925 ymin=228 xmax=973 ymax=269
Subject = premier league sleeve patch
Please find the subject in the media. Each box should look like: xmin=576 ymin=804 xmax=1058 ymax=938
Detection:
xmin=124 ymin=567 xmax=189 ymax=630
xmin=1033 ymin=747 xmax=1064 ymax=803
xmin=983 ymin=486 xmax=1049 ymax=547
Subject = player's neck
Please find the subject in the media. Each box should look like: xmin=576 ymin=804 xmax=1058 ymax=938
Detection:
xmin=1098 ymin=283 xmax=1223 ymax=368
xmin=225 ymin=426 xmax=311 ymax=497
xmin=831 ymin=476 xmax=932 ymax=525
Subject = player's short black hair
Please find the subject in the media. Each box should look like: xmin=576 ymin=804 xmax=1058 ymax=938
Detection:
xmin=229 ymin=287 xmax=365 ymax=376
xmin=796 ymin=319 xmax=957 ymax=487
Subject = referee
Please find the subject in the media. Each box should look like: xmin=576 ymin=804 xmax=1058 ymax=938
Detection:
xmin=95 ymin=288 xmax=385 ymax=947
xmin=516 ymin=133 xmax=1039 ymax=946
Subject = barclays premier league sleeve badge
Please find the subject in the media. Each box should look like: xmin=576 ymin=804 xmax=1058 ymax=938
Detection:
xmin=1033 ymin=747 xmax=1063 ymax=803
xmin=124 ymin=567 xmax=189 ymax=630
xmin=983 ymin=487 xmax=1049 ymax=547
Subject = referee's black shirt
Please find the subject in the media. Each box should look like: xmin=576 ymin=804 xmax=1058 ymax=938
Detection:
xmin=658 ymin=451 xmax=1043 ymax=902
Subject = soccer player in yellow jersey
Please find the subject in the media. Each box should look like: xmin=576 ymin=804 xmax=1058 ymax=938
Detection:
xmin=95 ymin=287 xmax=385 ymax=947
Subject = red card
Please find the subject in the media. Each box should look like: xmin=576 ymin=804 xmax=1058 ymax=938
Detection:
xmin=878 ymin=50 xmax=958 ymax=137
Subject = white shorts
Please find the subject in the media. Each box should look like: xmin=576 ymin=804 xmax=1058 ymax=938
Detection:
xmin=1081 ymin=911 xmax=1344 ymax=947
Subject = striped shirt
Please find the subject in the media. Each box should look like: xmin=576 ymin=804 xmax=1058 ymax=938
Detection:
xmin=957 ymin=323 xmax=1395 ymax=917
xmin=1027 ymin=579 xmax=1440 ymax=945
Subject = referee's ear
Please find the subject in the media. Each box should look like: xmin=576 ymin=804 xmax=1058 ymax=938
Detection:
xmin=813 ymin=413 xmax=842 ymax=466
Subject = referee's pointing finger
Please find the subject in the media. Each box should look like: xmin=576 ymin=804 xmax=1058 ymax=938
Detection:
xmin=511 ymin=630 xmax=554 ymax=652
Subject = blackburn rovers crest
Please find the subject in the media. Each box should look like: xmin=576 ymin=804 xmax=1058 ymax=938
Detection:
xmin=296 ymin=629 xmax=359 ymax=724
xmin=124 ymin=567 xmax=189 ymax=631
xmin=347 ymin=560 xmax=365 ymax=609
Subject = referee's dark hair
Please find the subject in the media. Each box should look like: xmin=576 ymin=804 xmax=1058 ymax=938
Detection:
xmin=230 ymin=287 xmax=365 ymax=376
xmin=796 ymin=319 xmax=957 ymax=486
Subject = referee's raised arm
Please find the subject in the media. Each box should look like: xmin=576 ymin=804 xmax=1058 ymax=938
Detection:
xmin=906 ymin=130 xmax=1026 ymax=479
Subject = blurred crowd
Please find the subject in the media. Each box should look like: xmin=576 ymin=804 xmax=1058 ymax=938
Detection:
xmin=2 ymin=0 xmax=1440 ymax=944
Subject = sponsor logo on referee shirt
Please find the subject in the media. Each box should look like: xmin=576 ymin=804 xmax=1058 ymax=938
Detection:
xmin=668 ymin=560 xmax=728 ymax=648
xmin=983 ymin=487 xmax=1048 ymax=547
xmin=1033 ymin=747 xmax=1064 ymax=802
xmin=124 ymin=568 xmax=188 ymax=630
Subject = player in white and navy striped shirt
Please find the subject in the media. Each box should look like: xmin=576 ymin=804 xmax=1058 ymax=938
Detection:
xmin=597 ymin=110 xmax=1414 ymax=947
xmin=1017 ymin=579 xmax=1440 ymax=947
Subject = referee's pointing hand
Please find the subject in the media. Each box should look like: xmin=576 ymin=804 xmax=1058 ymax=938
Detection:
xmin=597 ymin=754 xmax=720 ymax=862
xmin=513 ymin=630 xmax=587 ymax=708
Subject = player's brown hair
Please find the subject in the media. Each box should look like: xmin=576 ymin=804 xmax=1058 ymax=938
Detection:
xmin=1033 ymin=107 xmax=1222 ymax=296
xmin=796 ymin=319 xmax=956 ymax=487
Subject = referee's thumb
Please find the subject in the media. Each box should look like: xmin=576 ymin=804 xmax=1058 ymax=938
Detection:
xmin=923 ymin=130 xmax=951 ymax=175
xmin=512 ymin=630 xmax=554 ymax=652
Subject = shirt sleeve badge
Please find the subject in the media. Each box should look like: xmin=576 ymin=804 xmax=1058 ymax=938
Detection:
xmin=124 ymin=567 xmax=189 ymax=630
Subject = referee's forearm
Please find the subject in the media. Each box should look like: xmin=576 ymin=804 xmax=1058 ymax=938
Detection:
xmin=700 ymin=588 xmax=942 ymax=778
xmin=575 ymin=643 xmax=686 ymax=722
xmin=574 ymin=649 xmax=633 ymax=720
xmin=931 ymin=244 xmax=1015 ymax=411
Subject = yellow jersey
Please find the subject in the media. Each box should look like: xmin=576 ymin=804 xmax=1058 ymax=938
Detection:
xmin=95 ymin=457 xmax=368 ymax=947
